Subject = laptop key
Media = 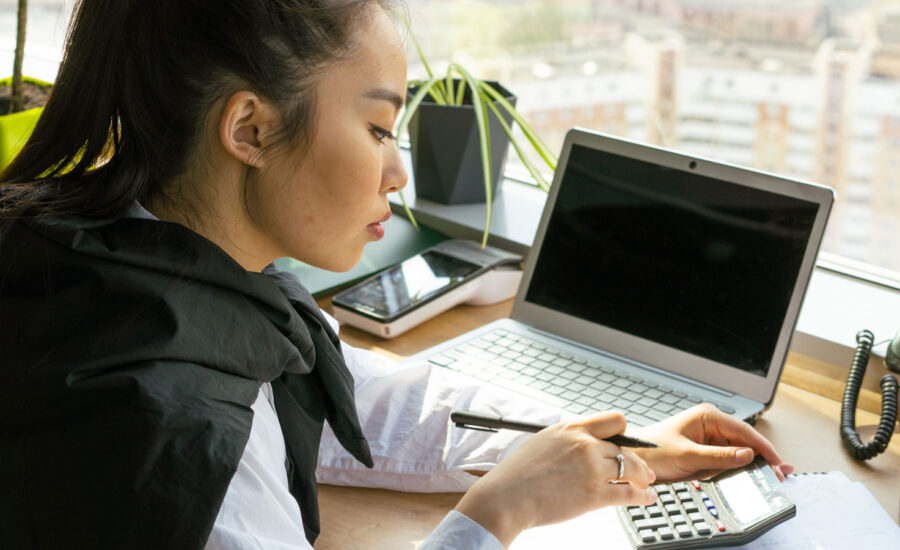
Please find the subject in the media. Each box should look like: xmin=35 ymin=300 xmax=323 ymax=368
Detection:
xmin=428 ymin=354 xmax=454 ymax=367
xmin=622 ymin=391 xmax=642 ymax=402
xmin=660 ymin=394 xmax=681 ymax=405
xmin=645 ymin=409 xmax=670 ymax=422
xmin=644 ymin=389 xmax=664 ymax=399
xmin=653 ymin=403 xmax=675 ymax=413
xmin=561 ymin=390 xmax=580 ymax=401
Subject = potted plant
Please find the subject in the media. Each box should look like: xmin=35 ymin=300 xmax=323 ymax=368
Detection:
xmin=395 ymin=33 xmax=557 ymax=248
xmin=0 ymin=0 xmax=52 ymax=170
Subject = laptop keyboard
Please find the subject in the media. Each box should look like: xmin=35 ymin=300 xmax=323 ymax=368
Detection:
xmin=427 ymin=328 xmax=736 ymax=426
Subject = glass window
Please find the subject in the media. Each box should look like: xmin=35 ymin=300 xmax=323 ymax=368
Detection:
xmin=406 ymin=0 xmax=900 ymax=280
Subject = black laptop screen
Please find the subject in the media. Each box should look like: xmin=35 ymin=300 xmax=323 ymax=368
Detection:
xmin=525 ymin=144 xmax=820 ymax=377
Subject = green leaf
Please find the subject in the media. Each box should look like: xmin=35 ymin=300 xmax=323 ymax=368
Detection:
xmin=395 ymin=76 xmax=444 ymax=141
xmin=450 ymin=63 xmax=493 ymax=249
xmin=483 ymin=98 xmax=552 ymax=192
xmin=396 ymin=188 xmax=420 ymax=231
xmin=479 ymin=81 xmax=558 ymax=170
xmin=454 ymin=75 xmax=466 ymax=105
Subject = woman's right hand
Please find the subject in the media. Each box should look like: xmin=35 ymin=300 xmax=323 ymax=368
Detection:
xmin=454 ymin=411 xmax=658 ymax=547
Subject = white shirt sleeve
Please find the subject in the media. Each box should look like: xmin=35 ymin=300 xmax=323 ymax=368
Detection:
xmin=316 ymin=310 xmax=568 ymax=493
xmin=419 ymin=511 xmax=506 ymax=550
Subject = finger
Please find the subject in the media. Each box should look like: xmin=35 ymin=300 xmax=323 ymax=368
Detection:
xmin=704 ymin=408 xmax=792 ymax=475
xmin=599 ymin=481 xmax=659 ymax=507
xmin=682 ymin=441 xmax=757 ymax=475
xmin=574 ymin=410 xmax=627 ymax=440
xmin=604 ymin=449 xmax=655 ymax=488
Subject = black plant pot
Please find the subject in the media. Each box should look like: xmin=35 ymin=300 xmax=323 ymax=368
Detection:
xmin=407 ymin=80 xmax=516 ymax=205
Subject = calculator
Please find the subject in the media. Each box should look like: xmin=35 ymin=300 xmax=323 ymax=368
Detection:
xmin=617 ymin=457 xmax=795 ymax=549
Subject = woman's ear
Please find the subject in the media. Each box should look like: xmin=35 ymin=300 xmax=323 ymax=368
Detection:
xmin=219 ymin=91 xmax=277 ymax=168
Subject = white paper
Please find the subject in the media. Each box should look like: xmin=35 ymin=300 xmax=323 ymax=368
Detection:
xmin=509 ymin=472 xmax=900 ymax=550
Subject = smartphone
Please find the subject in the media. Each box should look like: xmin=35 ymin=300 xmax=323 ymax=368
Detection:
xmin=332 ymin=240 xmax=521 ymax=338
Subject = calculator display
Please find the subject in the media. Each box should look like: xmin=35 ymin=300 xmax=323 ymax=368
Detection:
xmin=336 ymin=251 xmax=482 ymax=319
xmin=716 ymin=471 xmax=773 ymax=528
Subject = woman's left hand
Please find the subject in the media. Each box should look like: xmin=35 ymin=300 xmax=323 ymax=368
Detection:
xmin=630 ymin=404 xmax=795 ymax=482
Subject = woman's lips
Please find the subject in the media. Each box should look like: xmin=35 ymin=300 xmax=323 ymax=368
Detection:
xmin=366 ymin=211 xmax=391 ymax=240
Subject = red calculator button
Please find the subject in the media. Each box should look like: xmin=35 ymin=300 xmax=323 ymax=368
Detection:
xmin=716 ymin=520 xmax=727 ymax=532
xmin=691 ymin=480 xmax=701 ymax=490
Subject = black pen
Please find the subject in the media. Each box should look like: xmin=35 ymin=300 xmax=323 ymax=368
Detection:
xmin=450 ymin=410 xmax=659 ymax=448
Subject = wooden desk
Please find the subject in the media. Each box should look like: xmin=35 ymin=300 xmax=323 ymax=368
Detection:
xmin=314 ymin=298 xmax=900 ymax=549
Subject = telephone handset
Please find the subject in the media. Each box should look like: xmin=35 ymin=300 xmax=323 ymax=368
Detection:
xmin=839 ymin=330 xmax=900 ymax=460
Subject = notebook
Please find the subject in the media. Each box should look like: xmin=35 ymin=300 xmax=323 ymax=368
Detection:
xmin=410 ymin=128 xmax=835 ymax=425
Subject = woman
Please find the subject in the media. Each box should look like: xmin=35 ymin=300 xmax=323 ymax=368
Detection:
xmin=0 ymin=1 xmax=793 ymax=549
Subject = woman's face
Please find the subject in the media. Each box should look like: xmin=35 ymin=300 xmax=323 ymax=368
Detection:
xmin=254 ymin=8 xmax=408 ymax=272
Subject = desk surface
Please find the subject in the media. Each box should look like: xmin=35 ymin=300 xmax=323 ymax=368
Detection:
xmin=314 ymin=298 xmax=900 ymax=549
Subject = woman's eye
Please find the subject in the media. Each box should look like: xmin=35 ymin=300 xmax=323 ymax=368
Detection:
xmin=369 ymin=124 xmax=395 ymax=144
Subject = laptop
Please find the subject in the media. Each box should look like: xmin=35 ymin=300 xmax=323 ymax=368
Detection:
xmin=409 ymin=127 xmax=834 ymax=426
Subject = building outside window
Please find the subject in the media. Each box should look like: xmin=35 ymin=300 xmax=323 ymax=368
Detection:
xmin=407 ymin=0 xmax=900 ymax=280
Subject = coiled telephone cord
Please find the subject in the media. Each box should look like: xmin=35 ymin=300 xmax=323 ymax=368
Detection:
xmin=839 ymin=330 xmax=898 ymax=461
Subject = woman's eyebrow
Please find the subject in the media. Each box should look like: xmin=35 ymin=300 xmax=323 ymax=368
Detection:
xmin=363 ymin=88 xmax=405 ymax=112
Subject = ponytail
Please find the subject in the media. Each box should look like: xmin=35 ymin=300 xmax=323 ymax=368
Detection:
xmin=1 ymin=0 xmax=142 ymax=220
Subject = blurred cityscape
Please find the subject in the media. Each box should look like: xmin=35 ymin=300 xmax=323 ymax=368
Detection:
xmin=1 ymin=1 xmax=898 ymax=276
xmin=408 ymin=0 xmax=900 ymax=275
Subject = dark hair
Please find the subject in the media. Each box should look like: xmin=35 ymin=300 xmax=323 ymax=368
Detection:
xmin=0 ymin=0 xmax=395 ymax=226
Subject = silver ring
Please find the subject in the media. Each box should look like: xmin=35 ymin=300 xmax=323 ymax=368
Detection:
xmin=615 ymin=453 xmax=625 ymax=480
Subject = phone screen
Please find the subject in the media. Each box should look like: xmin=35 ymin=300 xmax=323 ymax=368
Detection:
xmin=336 ymin=251 xmax=482 ymax=319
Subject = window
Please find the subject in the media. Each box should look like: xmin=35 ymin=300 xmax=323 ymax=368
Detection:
xmin=406 ymin=0 xmax=900 ymax=282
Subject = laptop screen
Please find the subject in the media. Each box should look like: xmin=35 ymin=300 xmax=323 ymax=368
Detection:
xmin=525 ymin=143 xmax=820 ymax=377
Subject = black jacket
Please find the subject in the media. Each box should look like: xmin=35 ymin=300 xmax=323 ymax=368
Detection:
xmin=0 ymin=214 xmax=373 ymax=548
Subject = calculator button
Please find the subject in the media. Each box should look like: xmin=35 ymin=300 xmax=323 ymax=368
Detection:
xmin=660 ymin=493 xmax=676 ymax=505
xmin=654 ymin=485 xmax=672 ymax=495
xmin=646 ymin=505 xmax=664 ymax=517
xmin=634 ymin=517 xmax=668 ymax=530
xmin=716 ymin=520 xmax=727 ymax=532
xmin=683 ymin=501 xmax=699 ymax=513
xmin=691 ymin=480 xmax=701 ymax=490
xmin=695 ymin=522 xmax=712 ymax=535
xmin=665 ymin=503 xmax=681 ymax=514
xmin=706 ymin=505 xmax=719 ymax=518
xmin=689 ymin=512 xmax=705 ymax=523
xmin=700 ymin=491 xmax=711 ymax=501
xmin=676 ymin=490 xmax=692 ymax=501
xmin=676 ymin=524 xmax=694 ymax=538
xmin=628 ymin=508 xmax=646 ymax=520
xmin=672 ymin=482 xmax=689 ymax=491
xmin=658 ymin=527 xmax=675 ymax=540
xmin=639 ymin=529 xmax=657 ymax=543
xmin=670 ymin=514 xmax=687 ymax=526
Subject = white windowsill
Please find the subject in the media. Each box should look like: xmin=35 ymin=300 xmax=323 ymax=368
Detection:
xmin=390 ymin=150 xmax=900 ymax=370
